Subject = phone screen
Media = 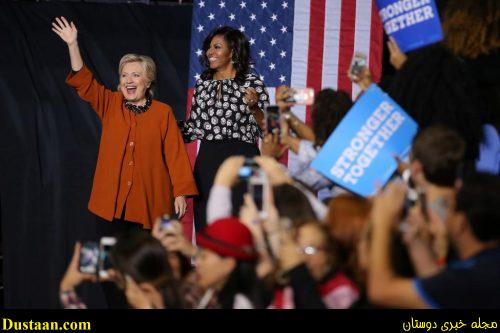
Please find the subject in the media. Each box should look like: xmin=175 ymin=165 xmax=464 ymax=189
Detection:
xmin=79 ymin=241 xmax=99 ymax=274
xmin=349 ymin=52 xmax=367 ymax=77
xmin=289 ymin=88 xmax=314 ymax=105
xmin=99 ymin=237 xmax=116 ymax=278
xmin=238 ymin=165 xmax=253 ymax=179
xmin=265 ymin=106 xmax=280 ymax=134
xmin=101 ymin=245 xmax=113 ymax=271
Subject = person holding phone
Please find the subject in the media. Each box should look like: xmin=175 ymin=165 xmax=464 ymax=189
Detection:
xmin=60 ymin=233 xmax=184 ymax=309
xmin=271 ymin=87 xmax=353 ymax=201
xmin=181 ymin=26 xmax=269 ymax=229
xmin=52 ymin=17 xmax=198 ymax=233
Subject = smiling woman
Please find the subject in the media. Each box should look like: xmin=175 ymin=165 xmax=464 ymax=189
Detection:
xmin=118 ymin=54 xmax=156 ymax=104
xmin=51 ymin=16 xmax=198 ymax=233
xmin=182 ymin=26 xmax=270 ymax=229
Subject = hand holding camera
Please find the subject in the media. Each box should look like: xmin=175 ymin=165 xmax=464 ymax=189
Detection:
xmin=237 ymin=158 xmax=267 ymax=214
xmin=152 ymin=215 xmax=196 ymax=258
xmin=77 ymin=237 xmax=117 ymax=281
xmin=213 ymin=156 xmax=246 ymax=188
xmin=60 ymin=242 xmax=97 ymax=293
xmin=264 ymin=105 xmax=281 ymax=135
xmin=261 ymin=133 xmax=289 ymax=159
xmin=347 ymin=52 xmax=373 ymax=91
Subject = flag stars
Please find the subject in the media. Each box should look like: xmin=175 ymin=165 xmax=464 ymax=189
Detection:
xmin=282 ymin=1 xmax=288 ymax=9
xmin=270 ymin=38 xmax=277 ymax=46
xmin=195 ymin=49 xmax=203 ymax=56
xmin=239 ymin=25 xmax=245 ymax=32
xmin=229 ymin=13 xmax=236 ymax=21
xmin=218 ymin=1 xmax=225 ymax=8
xmin=260 ymin=26 xmax=267 ymax=33
xmin=239 ymin=1 xmax=247 ymax=9
xmin=259 ymin=50 xmax=266 ymax=58
xmin=280 ymin=50 xmax=287 ymax=58
xmin=271 ymin=14 xmax=278 ymax=21
xmin=259 ymin=75 xmax=265 ymax=81
xmin=281 ymin=26 xmax=288 ymax=33
xmin=261 ymin=1 xmax=267 ymax=9
xmin=208 ymin=13 xmax=215 ymax=20
xmin=249 ymin=38 xmax=256 ymax=45
xmin=197 ymin=24 xmax=204 ymax=32
xmin=279 ymin=75 xmax=286 ymax=82
xmin=194 ymin=73 xmax=200 ymax=81
xmin=198 ymin=0 xmax=205 ymax=8
xmin=269 ymin=63 xmax=276 ymax=70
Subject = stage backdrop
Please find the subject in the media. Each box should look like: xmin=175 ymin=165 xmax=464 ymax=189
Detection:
xmin=183 ymin=0 xmax=384 ymax=235
xmin=0 ymin=1 xmax=192 ymax=308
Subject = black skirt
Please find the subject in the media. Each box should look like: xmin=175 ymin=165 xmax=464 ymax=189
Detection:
xmin=193 ymin=139 xmax=260 ymax=231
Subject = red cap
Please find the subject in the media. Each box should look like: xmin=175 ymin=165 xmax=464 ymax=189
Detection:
xmin=196 ymin=217 xmax=258 ymax=261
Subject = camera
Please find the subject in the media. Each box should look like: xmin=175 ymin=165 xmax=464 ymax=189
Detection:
xmin=160 ymin=214 xmax=176 ymax=233
xmin=79 ymin=241 xmax=99 ymax=274
xmin=99 ymin=237 xmax=116 ymax=279
xmin=78 ymin=237 xmax=117 ymax=277
xmin=349 ymin=52 xmax=367 ymax=77
xmin=238 ymin=158 xmax=266 ymax=212
xmin=238 ymin=158 xmax=259 ymax=180
xmin=401 ymin=169 xmax=428 ymax=221
xmin=264 ymin=105 xmax=281 ymax=135
xmin=285 ymin=88 xmax=314 ymax=105
xmin=248 ymin=169 xmax=266 ymax=212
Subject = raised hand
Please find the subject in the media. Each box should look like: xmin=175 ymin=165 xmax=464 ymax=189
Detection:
xmin=387 ymin=37 xmax=407 ymax=70
xmin=51 ymin=16 xmax=83 ymax=71
xmin=59 ymin=242 xmax=97 ymax=292
xmin=52 ymin=16 xmax=78 ymax=45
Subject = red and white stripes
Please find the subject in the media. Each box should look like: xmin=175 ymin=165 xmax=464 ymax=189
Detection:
xmin=183 ymin=0 xmax=383 ymax=234
xmin=286 ymin=0 xmax=382 ymax=171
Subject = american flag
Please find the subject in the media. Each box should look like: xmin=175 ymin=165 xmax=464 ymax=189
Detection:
xmin=182 ymin=0 xmax=383 ymax=235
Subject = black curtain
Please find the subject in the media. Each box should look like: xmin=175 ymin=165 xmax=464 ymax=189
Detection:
xmin=0 ymin=1 xmax=192 ymax=308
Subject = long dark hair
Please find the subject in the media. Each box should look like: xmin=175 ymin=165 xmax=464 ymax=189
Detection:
xmin=311 ymin=89 xmax=353 ymax=148
xmin=386 ymin=44 xmax=483 ymax=161
xmin=443 ymin=0 xmax=500 ymax=59
xmin=110 ymin=231 xmax=184 ymax=309
xmin=200 ymin=26 xmax=251 ymax=84
xmin=217 ymin=260 xmax=269 ymax=309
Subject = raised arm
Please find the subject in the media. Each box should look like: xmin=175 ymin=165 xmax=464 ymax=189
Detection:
xmin=52 ymin=17 xmax=83 ymax=72
xmin=54 ymin=17 xmax=114 ymax=120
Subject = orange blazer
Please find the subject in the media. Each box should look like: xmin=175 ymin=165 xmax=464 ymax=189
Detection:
xmin=67 ymin=65 xmax=198 ymax=229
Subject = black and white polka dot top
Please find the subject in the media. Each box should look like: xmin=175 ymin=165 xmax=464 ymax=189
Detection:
xmin=182 ymin=74 xmax=269 ymax=144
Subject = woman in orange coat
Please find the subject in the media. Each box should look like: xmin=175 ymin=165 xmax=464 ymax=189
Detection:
xmin=52 ymin=17 xmax=198 ymax=232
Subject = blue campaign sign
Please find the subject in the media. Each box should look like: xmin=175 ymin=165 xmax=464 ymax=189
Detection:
xmin=310 ymin=85 xmax=418 ymax=197
xmin=376 ymin=0 xmax=443 ymax=52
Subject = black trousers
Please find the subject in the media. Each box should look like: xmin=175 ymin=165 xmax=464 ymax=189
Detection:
xmin=193 ymin=140 xmax=260 ymax=231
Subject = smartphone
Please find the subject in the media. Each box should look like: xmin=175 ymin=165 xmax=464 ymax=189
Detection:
xmin=349 ymin=52 xmax=367 ymax=77
xmin=238 ymin=158 xmax=259 ymax=180
xmin=98 ymin=237 xmax=117 ymax=279
xmin=401 ymin=169 xmax=418 ymax=218
xmin=285 ymin=88 xmax=314 ymax=105
xmin=79 ymin=241 xmax=99 ymax=274
xmin=264 ymin=105 xmax=281 ymax=135
xmin=160 ymin=214 xmax=176 ymax=233
xmin=248 ymin=170 xmax=266 ymax=211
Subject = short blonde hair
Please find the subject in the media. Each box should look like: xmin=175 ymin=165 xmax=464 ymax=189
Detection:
xmin=118 ymin=54 xmax=157 ymax=98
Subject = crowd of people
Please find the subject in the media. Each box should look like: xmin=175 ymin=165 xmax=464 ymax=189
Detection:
xmin=55 ymin=0 xmax=499 ymax=309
